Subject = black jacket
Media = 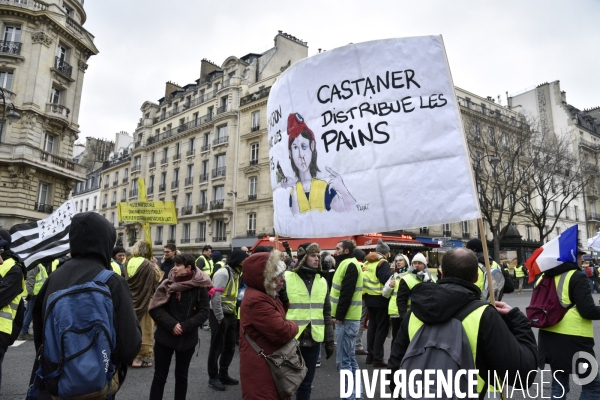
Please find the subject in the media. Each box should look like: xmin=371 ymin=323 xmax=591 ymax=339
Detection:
xmin=32 ymin=213 xmax=142 ymax=381
xmin=159 ymin=257 xmax=175 ymax=282
xmin=150 ymin=286 xmax=209 ymax=352
xmin=0 ymin=254 xmax=25 ymax=350
xmin=333 ymin=253 xmax=360 ymax=322
xmin=538 ymin=262 xmax=600 ymax=372
xmin=389 ymin=277 xmax=537 ymax=390
xmin=395 ymin=271 xmax=435 ymax=319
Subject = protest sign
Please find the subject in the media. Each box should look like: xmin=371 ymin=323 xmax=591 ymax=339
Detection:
xmin=118 ymin=200 xmax=177 ymax=224
xmin=267 ymin=36 xmax=480 ymax=238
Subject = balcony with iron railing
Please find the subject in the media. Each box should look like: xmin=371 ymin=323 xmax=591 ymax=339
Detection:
xmin=112 ymin=180 xmax=118 ymax=186
xmin=181 ymin=206 xmax=193 ymax=215
xmin=186 ymin=149 xmax=195 ymax=157
xmin=249 ymin=159 xmax=259 ymax=166
xmin=148 ymin=113 xmax=214 ymax=147
xmin=54 ymin=57 xmax=73 ymax=78
xmin=46 ymin=103 xmax=70 ymax=120
xmin=149 ymin=161 xmax=156 ymax=169
xmin=134 ymin=141 xmax=143 ymax=148
xmin=122 ymin=177 xmax=128 ymax=184
xmin=171 ymin=180 xmax=179 ymax=189
xmin=216 ymin=104 xmax=228 ymax=115
xmin=154 ymin=240 xmax=163 ymax=246
xmin=443 ymin=230 xmax=452 ymax=237
xmin=34 ymin=202 xmax=53 ymax=213
xmin=456 ymin=96 xmax=527 ymax=129
xmin=103 ymin=182 xmax=109 ymax=188
xmin=0 ymin=41 xmax=22 ymax=56
xmin=248 ymin=194 xmax=257 ymax=201
xmin=196 ymin=203 xmax=208 ymax=213
xmin=195 ymin=237 xmax=206 ymax=243
xmin=111 ymin=200 xmax=116 ymax=207
xmin=247 ymin=229 xmax=256 ymax=236
xmin=251 ymin=124 xmax=260 ymax=132
xmin=101 ymin=202 xmax=107 ymax=209
xmin=213 ymin=235 xmax=227 ymax=242
xmin=213 ymin=135 xmax=228 ymax=146
xmin=462 ymin=232 xmax=471 ymax=239
xmin=160 ymin=157 xmax=168 ymax=165
xmin=129 ymin=189 xmax=138 ymax=197
xmin=159 ymin=183 xmax=166 ymax=192
xmin=173 ymin=153 xmax=181 ymax=161
xmin=210 ymin=199 xmax=224 ymax=210
xmin=201 ymin=144 xmax=210 ymax=152
xmin=147 ymin=186 xmax=154 ymax=195
xmin=181 ymin=238 xmax=191 ymax=244
xmin=167 ymin=239 xmax=176 ymax=244
xmin=587 ymin=188 xmax=599 ymax=199
xmin=588 ymin=213 xmax=600 ymax=222
xmin=212 ymin=167 xmax=226 ymax=178
xmin=199 ymin=173 xmax=209 ymax=183
xmin=240 ymin=86 xmax=271 ymax=106
xmin=131 ymin=164 xmax=141 ymax=172
xmin=184 ymin=177 xmax=194 ymax=186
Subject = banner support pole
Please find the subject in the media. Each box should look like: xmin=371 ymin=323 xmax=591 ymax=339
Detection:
xmin=477 ymin=218 xmax=496 ymax=305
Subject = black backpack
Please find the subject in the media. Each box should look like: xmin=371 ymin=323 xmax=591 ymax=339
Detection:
xmin=400 ymin=300 xmax=489 ymax=399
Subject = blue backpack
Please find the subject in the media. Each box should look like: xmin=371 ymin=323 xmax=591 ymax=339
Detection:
xmin=28 ymin=270 xmax=118 ymax=399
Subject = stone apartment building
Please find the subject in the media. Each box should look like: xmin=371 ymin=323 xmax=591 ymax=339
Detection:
xmin=0 ymin=0 xmax=97 ymax=228
xmin=113 ymin=31 xmax=308 ymax=252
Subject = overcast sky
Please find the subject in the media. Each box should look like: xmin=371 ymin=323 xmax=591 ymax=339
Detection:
xmin=78 ymin=0 xmax=599 ymax=144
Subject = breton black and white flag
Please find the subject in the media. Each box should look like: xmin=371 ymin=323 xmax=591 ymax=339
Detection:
xmin=10 ymin=199 xmax=75 ymax=270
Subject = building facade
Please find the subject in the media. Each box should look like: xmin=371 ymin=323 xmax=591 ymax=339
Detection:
xmin=110 ymin=31 xmax=307 ymax=253
xmin=0 ymin=0 xmax=97 ymax=228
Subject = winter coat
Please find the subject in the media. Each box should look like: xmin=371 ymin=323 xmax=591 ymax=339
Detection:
xmin=0 ymin=254 xmax=25 ymax=350
xmin=159 ymin=257 xmax=174 ymax=282
xmin=32 ymin=212 xmax=142 ymax=386
xmin=538 ymin=262 xmax=600 ymax=372
xmin=240 ymin=251 xmax=298 ymax=400
xmin=388 ymin=277 xmax=538 ymax=390
xmin=363 ymin=251 xmax=392 ymax=308
xmin=149 ymin=268 xmax=210 ymax=352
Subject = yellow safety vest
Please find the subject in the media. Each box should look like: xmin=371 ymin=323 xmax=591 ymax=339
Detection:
xmin=110 ymin=261 xmax=123 ymax=276
xmin=475 ymin=266 xmax=485 ymax=291
xmin=363 ymin=258 xmax=385 ymax=295
xmin=330 ymin=257 xmax=363 ymax=320
xmin=294 ymin=179 xmax=327 ymax=213
xmin=539 ymin=270 xmax=593 ymax=337
xmin=196 ymin=255 xmax=214 ymax=276
xmin=285 ymin=271 xmax=328 ymax=342
xmin=51 ymin=259 xmax=59 ymax=273
xmin=126 ymin=256 xmax=145 ymax=278
xmin=0 ymin=259 xmax=25 ymax=335
xmin=397 ymin=273 xmax=423 ymax=316
xmin=388 ymin=275 xmax=401 ymax=317
xmin=515 ymin=265 xmax=526 ymax=278
xmin=408 ymin=304 xmax=497 ymax=394
xmin=33 ymin=265 xmax=48 ymax=295
xmin=216 ymin=267 xmax=239 ymax=315
xmin=215 ymin=260 xmax=225 ymax=273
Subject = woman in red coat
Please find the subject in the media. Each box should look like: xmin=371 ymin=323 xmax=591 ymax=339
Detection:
xmin=240 ymin=250 xmax=298 ymax=400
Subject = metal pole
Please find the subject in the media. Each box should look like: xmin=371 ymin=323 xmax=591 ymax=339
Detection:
xmin=478 ymin=218 xmax=496 ymax=304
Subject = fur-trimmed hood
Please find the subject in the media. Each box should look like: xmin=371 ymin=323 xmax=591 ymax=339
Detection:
xmin=292 ymin=242 xmax=322 ymax=273
xmin=243 ymin=250 xmax=286 ymax=298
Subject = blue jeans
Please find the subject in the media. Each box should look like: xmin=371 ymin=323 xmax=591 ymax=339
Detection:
xmin=297 ymin=345 xmax=321 ymax=400
xmin=336 ymin=320 xmax=361 ymax=400
xmin=551 ymin=370 xmax=600 ymax=399
xmin=20 ymin=295 xmax=35 ymax=334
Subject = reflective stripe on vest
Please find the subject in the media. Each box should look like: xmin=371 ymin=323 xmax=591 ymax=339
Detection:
xmin=540 ymin=270 xmax=593 ymax=337
xmin=196 ymin=255 xmax=214 ymax=276
xmin=408 ymin=304 xmax=494 ymax=393
xmin=110 ymin=261 xmax=123 ymax=276
xmin=330 ymin=257 xmax=363 ymax=320
xmin=295 ymin=179 xmax=327 ymax=213
xmin=285 ymin=271 xmax=328 ymax=342
xmin=0 ymin=258 xmax=25 ymax=335
xmin=363 ymin=259 xmax=384 ymax=295
xmin=126 ymin=256 xmax=145 ymax=278
xmin=217 ymin=267 xmax=239 ymax=315
xmin=388 ymin=275 xmax=401 ymax=317
xmin=33 ymin=264 xmax=48 ymax=295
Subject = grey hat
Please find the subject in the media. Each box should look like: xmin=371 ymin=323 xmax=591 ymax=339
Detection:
xmin=376 ymin=239 xmax=390 ymax=255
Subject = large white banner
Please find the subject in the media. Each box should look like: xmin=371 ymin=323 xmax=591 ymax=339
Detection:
xmin=267 ymin=36 xmax=480 ymax=238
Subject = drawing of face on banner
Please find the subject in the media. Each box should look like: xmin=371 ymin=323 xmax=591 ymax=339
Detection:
xmin=268 ymin=36 xmax=481 ymax=238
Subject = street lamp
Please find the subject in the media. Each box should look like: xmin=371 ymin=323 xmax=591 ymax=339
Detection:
xmin=0 ymin=87 xmax=20 ymax=143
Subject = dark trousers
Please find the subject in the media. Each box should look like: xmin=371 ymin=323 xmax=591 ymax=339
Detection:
xmin=297 ymin=345 xmax=321 ymax=400
xmin=366 ymin=307 xmax=390 ymax=362
xmin=390 ymin=317 xmax=401 ymax=349
xmin=149 ymin=341 xmax=195 ymax=400
xmin=207 ymin=310 xmax=237 ymax=379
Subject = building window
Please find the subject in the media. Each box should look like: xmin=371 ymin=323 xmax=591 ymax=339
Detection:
xmin=249 ymin=177 xmax=257 ymax=199
xmin=93 ymin=196 xmax=97 ymax=210
xmin=487 ymin=127 xmax=495 ymax=146
xmin=213 ymin=186 xmax=224 ymax=202
xmin=214 ymin=220 xmax=226 ymax=242
xmin=62 ymin=4 xmax=73 ymax=16
xmin=247 ymin=213 xmax=256 ymax=236
xmin=471 ymin=122 xmax=481 ymax=141
xmin=50 ymin=87 xmax=61 ymax=104
xmin=121 ymin=188 xmax=126 ymax=201
xmin=186 ymin=164 xmax=193 ymax=179
xmin=197 ymin=222 xmax=206 ymax=242
xmin=216 ymin=125 xmax=227 ymax=143
xmin=110 ymin=212 xmax=115 ymax=224
xmin=461 ymin=221 xmax=469 ymax=238
xmin=188 ymin=137 xmax=195 ymax=154
xmin=251 ymin=111 xmax=260 ymax=131
xmin=501 ymin=132 xmax=508 ymax=149
xmin=182 ymin=223 xmax=191 ymax=242
xmin=0 ymin=71 xmax=13 ymax=90
xmin=575 ymin=206 xmax=579 ymax=221
xmin=493 ymin=188 xmax=499 ymax=209
xmin=150 ymin=152 xmax=156 ymax=164
xmin=185 ymin=193 xmax=192 ymax=207
xmin=526 ymin=225 xmax=532 ymax=241
xmin=38 ymin=182 xmax=50 ymax=204
xmin=199 ymin=190 xmax=207 ymax=206
xmin=156 ymin=226 xmax=163 ymax=242
xmin=250 ymin=143 xmax=259 ymax=164
xmin=169 ymin=225 xmax=176 ymax=241
xmin=3 ymin=25 xmax=21 ymax=43
xmin=442 ymin=223 xmax=451 ymax=237
xmin=43 ymin=133 xmax=55 ymax=153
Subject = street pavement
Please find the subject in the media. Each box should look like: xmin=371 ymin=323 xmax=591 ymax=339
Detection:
xmin=3 ymin=291 xmax=600 ymax=399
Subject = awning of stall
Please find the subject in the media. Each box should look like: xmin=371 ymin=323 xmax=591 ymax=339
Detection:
xmin=249 ymin=236 xmax=348 ymax=252
xmin=415 ymin=237 xmax=443 ymax=248
xmin=354 ymin=234 xmax=439 ymax=250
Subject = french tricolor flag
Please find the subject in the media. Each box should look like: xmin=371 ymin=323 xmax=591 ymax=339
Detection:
xmin=525 ymin=225 xmax=579 ymax=284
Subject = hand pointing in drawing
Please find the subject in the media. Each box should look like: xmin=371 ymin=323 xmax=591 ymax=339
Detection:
xmin=326 ymin=166 xmax=357 ymax=212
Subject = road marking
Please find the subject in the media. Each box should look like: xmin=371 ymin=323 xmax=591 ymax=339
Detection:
xmin=11 ymin=340 xmax=25 ymax=347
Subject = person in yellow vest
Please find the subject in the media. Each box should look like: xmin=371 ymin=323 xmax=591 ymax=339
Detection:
xmin=538 ymin=248 xmax=600 ymax=398
xmin=351 ymin=249 xmax=369 ymax=356
xmin=388 ymin=248 xmax=538 ymax=396
xmin=195 ymin=245 xmax=214 ymax=277
xmin=285 ymin=243 xmax=334 ymax=399
xmin=283 ymin=113 xmax=356 ymax=215
xmin=395 ymin=253 xmax=436 ymax=331
xmin=124 ymin=240 xmax=164 ymax=368
xmin=111 ymin=246 xmax=126 ymax=276
xmin=18 ymin=263 xmax=47 ymax=340
xmin=211 ymin=251 xmax=225 ymax=276
xmin=383 ymin=254 xmax=410 ymax=346
xmin=0 ymin=232 xmax=26 ymax=388
xmin=514 ymin=264 xmax=528 ymax=294
xmin=362 ymin=239 xmax=392 ymax=367
xmin=207 ymin=249 xmax=248 ymax=391
xmin=331 ymin=239 xmax=363 ymax=400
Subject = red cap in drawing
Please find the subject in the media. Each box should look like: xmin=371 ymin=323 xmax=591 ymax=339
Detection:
xmin=287 ymin=113 xmax=315 ymax=146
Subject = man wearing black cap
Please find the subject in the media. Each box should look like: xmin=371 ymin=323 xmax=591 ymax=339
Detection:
xmin=0 ymin=230 xmax=26 ymax=389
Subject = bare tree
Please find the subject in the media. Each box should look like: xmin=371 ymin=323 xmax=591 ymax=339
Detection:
xmin=519 ymin=123 xmax=590 ymax=243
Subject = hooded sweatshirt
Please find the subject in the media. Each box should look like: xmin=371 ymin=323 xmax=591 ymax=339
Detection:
xmin=32 ymin=213 xmax=142 ymax=379
xmin=388 ymin=277 xmax=538 ymax=389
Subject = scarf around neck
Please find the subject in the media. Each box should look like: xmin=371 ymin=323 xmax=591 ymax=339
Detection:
xmin=149 ymin=266 xmax=212 ymax=310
